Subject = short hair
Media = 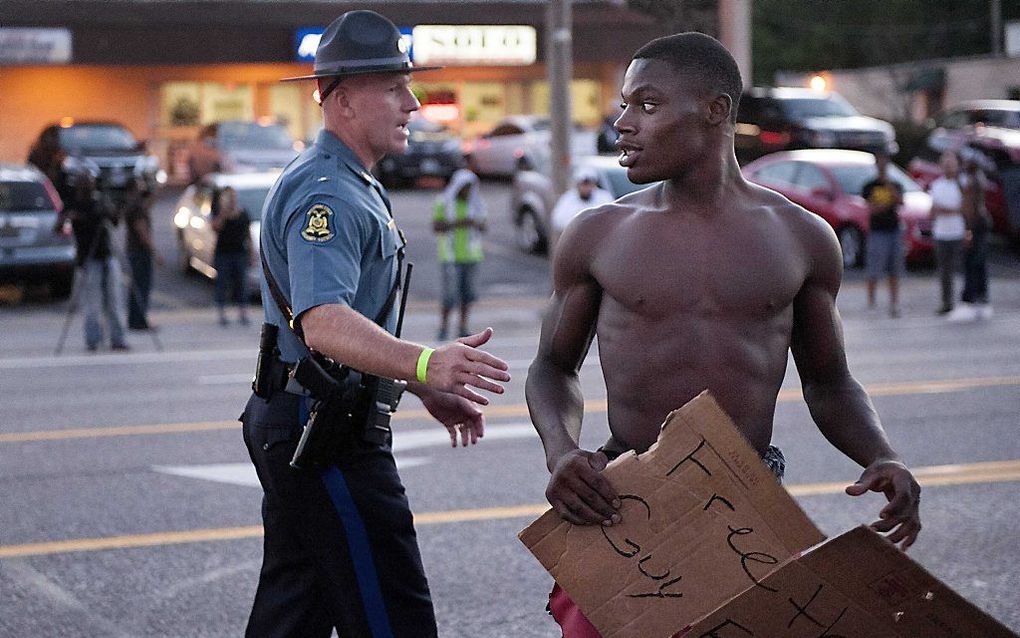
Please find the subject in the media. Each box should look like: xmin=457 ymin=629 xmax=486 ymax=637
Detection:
xmin=633 ymin=32 xmax=743 ymax=124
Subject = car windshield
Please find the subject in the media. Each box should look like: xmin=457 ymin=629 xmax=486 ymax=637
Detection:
xmin=780 ymin=97 xmax=858 ymax=119
xmin=529 ymin=119 xmax=551 ymax=132
xmin=603 ymin=167 xmax=645 ymax=197
xmin=830 ymin=164 xmax=921 ymax=195
xmin=0 ymin=181 xmax=52 ymax=212
xmin=970 ymin=109 xmax=1020 ymax=129
xmin=218 ymin=122 xmax=294 ymax=150
xmin=59 ymin=125 xmax=138 ymax=152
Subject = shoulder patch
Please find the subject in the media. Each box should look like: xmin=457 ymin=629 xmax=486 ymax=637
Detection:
xmin=301 ymin=203 xmax=336 ymax=242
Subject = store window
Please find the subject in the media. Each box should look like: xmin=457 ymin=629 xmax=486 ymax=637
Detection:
xmin=159 ymin=82 xmax=254 ymax=128
xmin=530 ymin=79 xmax=603 ymax=127
xmin=269 ymin=84 xmax=321 ymax=143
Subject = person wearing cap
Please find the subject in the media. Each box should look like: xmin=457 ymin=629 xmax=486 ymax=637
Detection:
xmin=549 ymin=167 xmax=614 ymax=250
xmin=241 ymin=10 xmax=510 ymax=637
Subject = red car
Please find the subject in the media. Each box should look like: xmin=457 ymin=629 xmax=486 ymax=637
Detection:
xmin=742 ymin=149 xmax=934 ymax=268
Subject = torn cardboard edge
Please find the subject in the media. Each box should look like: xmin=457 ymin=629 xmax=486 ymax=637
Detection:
xmin=685 ymin=525 xmax=1019 ymax=637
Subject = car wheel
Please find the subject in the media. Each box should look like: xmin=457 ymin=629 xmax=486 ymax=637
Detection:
xmin=515 ymin=207 xmax=547 ymax=255
xmin=837 ymin=225 xmax=864 ymax=269
xmin=49 ymin=271 xmax=74 ymax=299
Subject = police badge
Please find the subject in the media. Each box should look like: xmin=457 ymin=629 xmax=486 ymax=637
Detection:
xmin=301 ymin=204 xmax=336 ymax=242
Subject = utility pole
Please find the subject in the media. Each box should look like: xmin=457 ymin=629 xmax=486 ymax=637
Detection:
xmin=991 ymin=0 xmax=1002 ymax=56
xmin=718 ymin=0 xmax=752 ymax=87
xmin=547 ymin=0 xmax=573 ymax=199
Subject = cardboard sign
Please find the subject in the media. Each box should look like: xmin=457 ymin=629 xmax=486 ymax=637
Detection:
xmin=519 ymin=391 xmax=826 ymax=638
xmin=686 ymin=526 xmax=1019 ymax=638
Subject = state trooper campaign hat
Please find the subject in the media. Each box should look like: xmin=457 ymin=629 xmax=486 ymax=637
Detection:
xmin=282 ymin=10 xmax=441 ymax=82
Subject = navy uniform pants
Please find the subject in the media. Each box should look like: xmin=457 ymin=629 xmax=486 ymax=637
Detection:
xmin=241 ymin=392 xmax=437 ymax=638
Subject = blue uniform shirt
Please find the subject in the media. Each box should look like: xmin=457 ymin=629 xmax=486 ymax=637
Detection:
xmin=260 ymin=129 xmax=404 ymax=363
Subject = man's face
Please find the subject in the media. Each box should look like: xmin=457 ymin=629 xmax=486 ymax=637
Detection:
xmin=331 ymin=73 xmax=420 ymax=161
xmin=577 ymin=179 xmax=596 ymax=198
xmin=614 ymin=58 xmax=713 ymax=183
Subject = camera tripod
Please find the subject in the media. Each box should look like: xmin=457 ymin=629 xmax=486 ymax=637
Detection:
xmin=54 ymin=216 xmax=163 ymax=355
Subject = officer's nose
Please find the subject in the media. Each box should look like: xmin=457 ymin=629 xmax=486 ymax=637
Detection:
xmin=404 ymin=89 xmax=420 ymax=113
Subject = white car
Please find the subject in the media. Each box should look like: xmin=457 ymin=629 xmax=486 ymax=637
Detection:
xmin=464 ymin=115 xmax=595 ymax=178
xmin=173 ymin=171 xmax=279 ymax=293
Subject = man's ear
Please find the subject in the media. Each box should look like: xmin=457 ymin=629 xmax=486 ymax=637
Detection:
xmin=706 ymin=94 xmax=732 ymax=127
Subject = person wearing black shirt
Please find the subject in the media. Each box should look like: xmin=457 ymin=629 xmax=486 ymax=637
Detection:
xmin=211 ymin=186 xmax=253 ymax=326
xmin=861 ymin=152 xmax=905 ymax=318
xmin=124 ymin=178 xmax=161 ymax=330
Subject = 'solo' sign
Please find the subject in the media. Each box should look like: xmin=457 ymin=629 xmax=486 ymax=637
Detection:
xmin=411 ymin=25 xmax=536 ymax=66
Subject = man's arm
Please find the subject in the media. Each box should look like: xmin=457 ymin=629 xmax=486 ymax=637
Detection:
xmin=790 ymin=216 xmax=921 ymax=549
xmin=526 ymin=213 xmax=620 ymax=527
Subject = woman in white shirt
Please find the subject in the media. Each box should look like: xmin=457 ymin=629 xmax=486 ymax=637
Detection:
xmin=928 ymin=151 xmax=967 ymax=315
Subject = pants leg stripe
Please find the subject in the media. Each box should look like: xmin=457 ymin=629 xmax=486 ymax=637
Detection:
xmin=321 ymin=465 xmax=396 ymax=638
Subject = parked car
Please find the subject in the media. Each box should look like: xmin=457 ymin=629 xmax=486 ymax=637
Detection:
xmin=375 ymin=116 xmax=463 ymax=186
xmin=510 ymin=154 xmax=649 ymax=255
xmin=463 ymin=115 xmax=596 ymax=178
xmin=0 ymin=164 xmax=76 ymax=298
xmin=188 ymin=120 xmax=300 ymax=181
xmin=908 ymin=119 xmax=1020 ymax=240
xmin=735 ymin=88 xmax=897 ymax=165
xmin=743 ymin=149 xmax=933 ymax=268
xmin=29 ymin=120 xmax=166 ymax=204
xmin=173 ymin=171 xmax=279 ymax=293
xmin=932 ymin=100 xmax=1020 ymax=131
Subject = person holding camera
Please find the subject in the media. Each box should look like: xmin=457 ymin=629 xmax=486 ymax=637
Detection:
xmin=62 ymin=166 xmax=129 ymax=352
xmin=124 ymin=177 xmax=162 ymax=331
xmin=242 ymin=11 xmax=510 ymax=637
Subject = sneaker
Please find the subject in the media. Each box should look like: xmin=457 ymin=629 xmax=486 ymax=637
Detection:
xmin=936 ymin=306 xmax=953 ymax=316
xmin=976 ymin=304 xmax=994 ymax=320
xmin=111 ymin=343 xmax=131 ymax=351
xmin=946 ymin=304 xmax=978 ymax=322
xmin=86 ymin=343 xmax=98 ymax=352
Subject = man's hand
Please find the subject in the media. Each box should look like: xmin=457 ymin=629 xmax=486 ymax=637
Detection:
xmin=419 ymin=387 xmax=484 ymax=447
xmin=845 ymin=460 xmax=921 ymax=550
xmin=426 ymin=327 xmax=510 ymax=405
xmin=546 ymin=449 xmax=621 ymax=527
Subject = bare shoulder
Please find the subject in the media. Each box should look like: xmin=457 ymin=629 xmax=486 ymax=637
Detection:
xmin=553 ymin=185 xmax=654 ymax=284
xmin=745 ymin=182 xmax=843 ymax=287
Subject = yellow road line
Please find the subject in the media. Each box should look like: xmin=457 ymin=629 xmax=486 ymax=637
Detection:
xmin=2 ymin=460 xmax=1019 ymax=559
xmin=2 ymin=375 xmax=1018 ymax=444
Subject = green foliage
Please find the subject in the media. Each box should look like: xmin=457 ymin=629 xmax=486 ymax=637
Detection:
xmin=752 ymin=0 xmax=1020 ymax=85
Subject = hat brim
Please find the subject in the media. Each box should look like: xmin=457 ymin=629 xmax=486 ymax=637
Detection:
xmin=281 ymin=65 xmax=443 ymax=82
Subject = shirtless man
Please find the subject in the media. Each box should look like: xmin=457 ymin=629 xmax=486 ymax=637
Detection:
xmin=526 ymin=33 xmax=921 ymax=561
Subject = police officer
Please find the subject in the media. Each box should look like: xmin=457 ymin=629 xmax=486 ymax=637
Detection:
xmin=243 ymin=10 xmax=511 ymax=638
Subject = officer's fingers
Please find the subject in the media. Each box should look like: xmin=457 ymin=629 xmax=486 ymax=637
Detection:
xmin=464 ymin=360 xmax=511 ymax=383
xmin=463 ymin=347 xmax=510 ymax=374
xmin=459 ymin=423 xmax=470 ymax=447
xmin=446 ymin=425 xmax=458 ymax=448
xmin=452 ymin=384 xmax=489 ymax=406
xmin=459 ymin=371 xmax=504 ymax=395
xmin=457 ymin=327 xmax=493 ymax=348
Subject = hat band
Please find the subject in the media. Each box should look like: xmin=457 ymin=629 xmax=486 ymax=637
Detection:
xmin=315 ymin=55 xmax=411 ymax=73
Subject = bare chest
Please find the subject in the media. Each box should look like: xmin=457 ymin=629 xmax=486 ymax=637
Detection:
xmin=592 ymin=216 xmax=807 ymax=320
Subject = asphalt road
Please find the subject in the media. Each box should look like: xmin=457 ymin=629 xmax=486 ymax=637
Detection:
xmin=1 ymin=180 xmax=1019 ymax=637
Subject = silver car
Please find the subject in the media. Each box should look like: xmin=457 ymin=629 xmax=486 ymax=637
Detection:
xmin=464 ymin=115 xmax=597 ymax=178
xmin=509 ymin=154 xmax=649 ymax=255
xmin=0 ymin=164 xmax=76 ymax=298
xmin=173 ymin=171 xmax=279 ymax=293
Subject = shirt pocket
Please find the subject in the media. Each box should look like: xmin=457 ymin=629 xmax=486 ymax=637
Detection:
xmin=378 ymin=224 xmax=403 ymax=260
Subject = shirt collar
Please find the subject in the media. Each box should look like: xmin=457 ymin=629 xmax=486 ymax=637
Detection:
xmin=316 ymin=129 xmax=375 ymax=185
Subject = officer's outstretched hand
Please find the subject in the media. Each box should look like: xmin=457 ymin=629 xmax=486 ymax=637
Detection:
xmin=419 ymin=388 xmax=485 ymax=447
xmin=425 ymin=327 xmax=510 ymax=405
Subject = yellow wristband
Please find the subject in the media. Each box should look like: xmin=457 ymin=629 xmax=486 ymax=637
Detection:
xmin=416 ymin=347 xmax=434 ymax=384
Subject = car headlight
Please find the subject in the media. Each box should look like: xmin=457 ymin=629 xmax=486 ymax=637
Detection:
xmin=810 ymin=130 xmax=837 ymax=147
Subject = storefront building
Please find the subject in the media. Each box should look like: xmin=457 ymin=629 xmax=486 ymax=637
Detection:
xmin=0 ymin=1 xmax=667 ymax=177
